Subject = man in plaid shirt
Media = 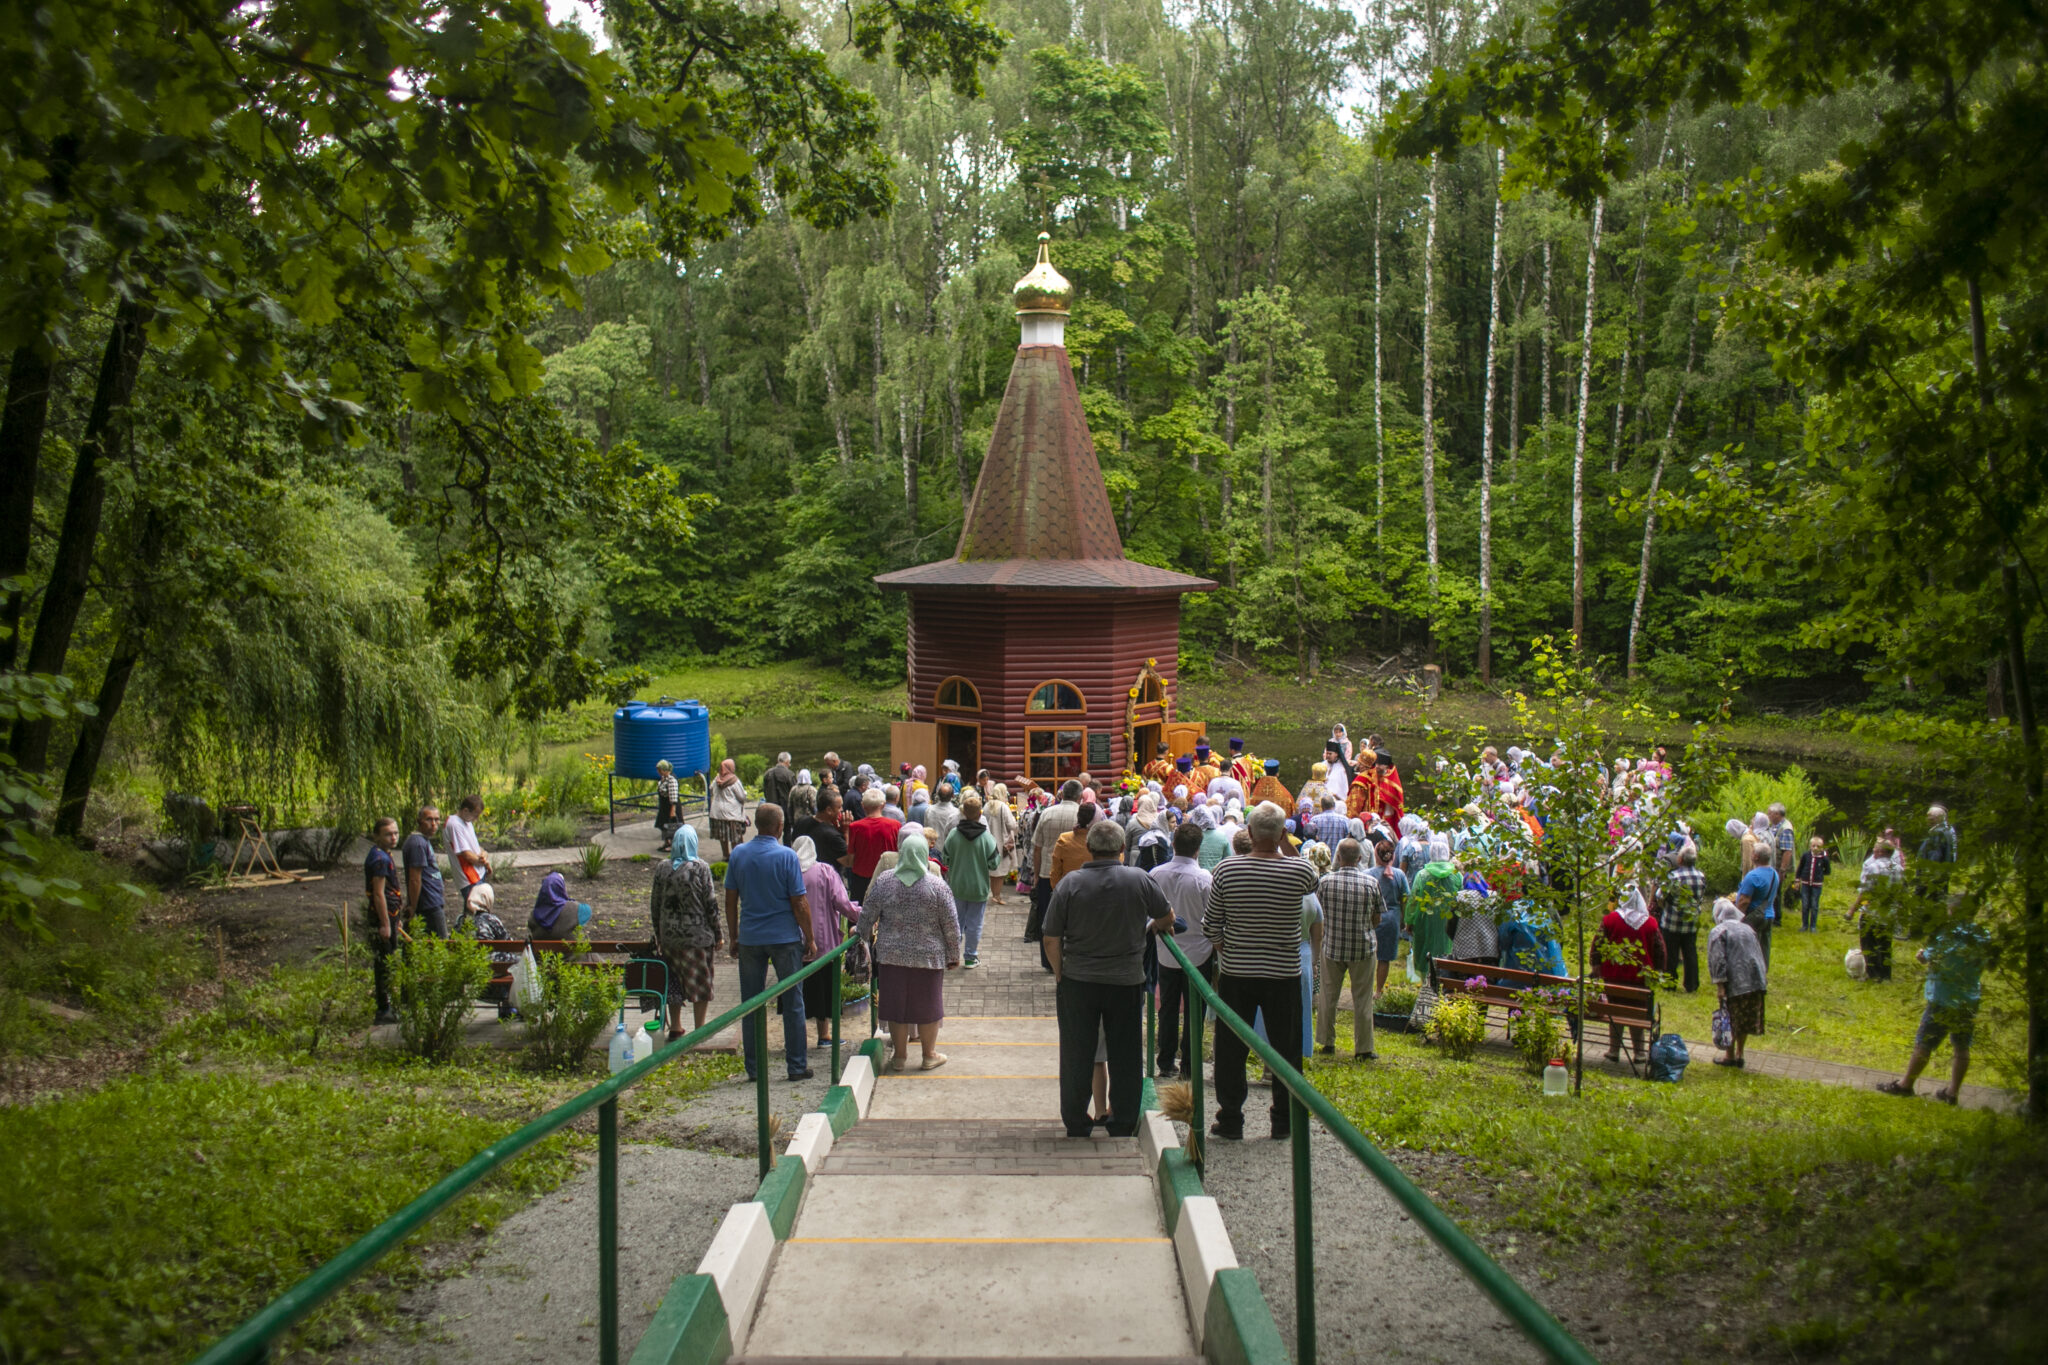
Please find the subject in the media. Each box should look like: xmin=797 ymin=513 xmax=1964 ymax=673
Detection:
xmin=1658 ymin=847 xmax=1708 ymax=993
xmin=1313 ymin=839 xmax=1386 ymax=1060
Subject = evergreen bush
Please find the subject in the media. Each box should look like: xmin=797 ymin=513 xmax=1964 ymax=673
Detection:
xmin=522 ymin=944 xmax=625 ymax=1071
xmin=1689 ymin=766 xmax=1836 ymax=891
xmin=390 ymin=936 xmax=492 ymax=1062
xmin=1428 ymin=994 xmax=1486 ymax=1060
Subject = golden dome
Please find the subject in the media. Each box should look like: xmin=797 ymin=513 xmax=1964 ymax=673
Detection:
xmin=1013 ymin=232 xmax=1072 ymax=315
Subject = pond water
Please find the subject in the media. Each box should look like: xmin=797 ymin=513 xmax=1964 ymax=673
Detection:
xmin=707 ymin=714 xmax=1947 ymax=840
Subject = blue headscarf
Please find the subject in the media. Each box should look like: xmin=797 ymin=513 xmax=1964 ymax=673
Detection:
xmin=671 ymin=824 xmax=700 ymax=866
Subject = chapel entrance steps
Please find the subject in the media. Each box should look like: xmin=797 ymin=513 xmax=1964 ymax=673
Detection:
xmin=737 ymin=1017 xmax=1201 ymax=1362
xmin=730 ymin=1358 xmax=1205 ymax=1364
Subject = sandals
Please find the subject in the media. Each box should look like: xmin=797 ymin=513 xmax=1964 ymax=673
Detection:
xmin=1875 ymin=1079 xmax=1914 ymax=1096
xmin=920 ymin=1053 xmax=949 ymax=1071
xmin=1933 ymin=1087 xmax=1958 ymax=1105
xmin=1602 ymin=1051 xmax=1622 ymax=1063
xmin=1712 ymin=1055 xmax=1745 ymax=1068
xmin=887 ymin=1052 xmax=909 ymax=1073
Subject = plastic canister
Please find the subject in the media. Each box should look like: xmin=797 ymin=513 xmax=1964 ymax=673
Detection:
xmin=608 ymin=1021 xmax=634 ymax=1074
xmin=636 ymin=1021 xmax=660 ymax=1062
xmin=1542 ymin=1058 xmax=1570 ymax=1096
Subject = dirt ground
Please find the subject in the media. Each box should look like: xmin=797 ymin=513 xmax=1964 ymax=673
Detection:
xmin=192 ymin=852 xmax=663 ymax=973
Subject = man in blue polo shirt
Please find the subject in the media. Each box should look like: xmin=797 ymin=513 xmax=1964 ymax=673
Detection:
xmin=723 ymin=803 xmax=818 ymax=1081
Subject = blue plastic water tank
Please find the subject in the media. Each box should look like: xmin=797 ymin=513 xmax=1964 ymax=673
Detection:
xmin=612 ymin=699 xmax=711 ymax=781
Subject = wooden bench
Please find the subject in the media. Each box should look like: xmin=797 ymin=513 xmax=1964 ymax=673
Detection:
xmin=1431 ymin=957 xmax=1660 ymax=1072
xmin=477 ymin=938 xmax=667 ymax=1002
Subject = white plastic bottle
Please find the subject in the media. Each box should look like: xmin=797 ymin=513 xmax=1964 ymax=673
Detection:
xmin=636 ymin=1020 xmax=660 ymax=1062
xmin=608 ymin=1020 xmax=634 ymax=1074
xmin=1542 ymin=1058 xmax=1569 ymax=1097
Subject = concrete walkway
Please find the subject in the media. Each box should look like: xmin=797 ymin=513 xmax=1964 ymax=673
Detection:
xmin=742 ymin=1015 xmax=1199 ymax=1361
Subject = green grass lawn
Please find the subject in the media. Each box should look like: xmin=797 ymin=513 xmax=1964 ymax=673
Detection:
xmin=0 ymin=962 xmax=738 ymax=1364
xmin=1310 ymin=1023 xmax=2047 ymax=1361
xmin=1653 ymin=880 xmax=2026 ymax=1084
xmin=538 ymin=660 xmax=903 ymax=746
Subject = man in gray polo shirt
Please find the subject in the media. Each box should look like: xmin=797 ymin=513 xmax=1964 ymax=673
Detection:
xmin=1044 ymin=820 xmax=1176 ymax=1138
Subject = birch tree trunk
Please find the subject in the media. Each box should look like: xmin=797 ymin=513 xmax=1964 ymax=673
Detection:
xmin=1627 ymin=317 xmax=1698 ymax=677
xmin=1373 ymin=162 xmax=1385 ymax=561
xmin=1478 ymin=150 xmax=1506 ymax=686
xmin=1540 ymin=240 xmax=1554 ymax=452
xmin=1571 ymin=195 xmax=1605 ymax=650
xmin=772 ymin=205 xmax=852 ymax=465
xmin=1421 ymin=152 xmax=1442 ymax=639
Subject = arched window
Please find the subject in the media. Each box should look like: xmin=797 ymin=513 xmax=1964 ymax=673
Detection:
xmin=934 ymin=676 xmax=981 ymax=711
xmin=1027 ymin=679 xmax=1086 ymax=714
xmin=1134 ymin=673 xmax=1166 ymax=705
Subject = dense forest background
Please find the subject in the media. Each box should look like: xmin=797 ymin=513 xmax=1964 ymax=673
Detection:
xmin=5 ymin=0 xmax=2039 ymax=847
xmin=541 ymin=0 xmax=1873 ymax=706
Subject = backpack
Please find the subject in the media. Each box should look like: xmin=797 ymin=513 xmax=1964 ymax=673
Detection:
xmin=1648 ymin=1032 xmax=1689 ymax=1083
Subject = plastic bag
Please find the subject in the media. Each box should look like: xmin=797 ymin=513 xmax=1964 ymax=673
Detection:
xmin=1844 ymin=947 xmax=1867 ymax=981
xmin=1710 ymin=1007 xmax=1733 ymax=1051
xmin=511 ymin=947 xmax=545 ymax=1009
xmin=1648 ymin=1032 xmax=1690 ymax=1083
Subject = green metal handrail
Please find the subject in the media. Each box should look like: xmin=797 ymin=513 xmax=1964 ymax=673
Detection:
xmin=188 ymin=935 xmax=854 ymax=1365
xmin=1161 ymin=936 xmax=1598 ymax=1365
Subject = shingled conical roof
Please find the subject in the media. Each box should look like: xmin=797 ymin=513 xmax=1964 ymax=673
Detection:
xmin=876 ymin=243 xmax=1213 ymax=597
xmin=956 ymin=345 xmax=1124 ymax=562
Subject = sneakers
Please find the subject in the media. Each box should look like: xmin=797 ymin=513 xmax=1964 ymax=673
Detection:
xmin=789 ymin=1068 xmax=815 ymax=1081
xmin=963 ymin=954 xmax=980 ymax=969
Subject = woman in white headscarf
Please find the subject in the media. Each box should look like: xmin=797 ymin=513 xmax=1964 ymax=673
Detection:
xmin=785 ymin=768 xmax=818 ymax=836
xmin=1597 ymin=878 xmax=1665 ymax=1063
xmin=1708 ymin=897 xmax=1768 ymax=1067
xmin=857 ymin=832 xmax=962 ymax=1072
xmin=794 ymin=834 xmax=861 ymax=1046
xmin=984 ymin=782 xmax=1020 ymax=903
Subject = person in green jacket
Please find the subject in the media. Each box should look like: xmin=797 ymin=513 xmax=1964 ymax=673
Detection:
xmin=942 ymin=793 xmax=1002 ymax=968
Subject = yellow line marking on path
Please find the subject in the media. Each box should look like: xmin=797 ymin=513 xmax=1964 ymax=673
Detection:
xmin=789 ymin=1237 xmax=1170 ymax=1245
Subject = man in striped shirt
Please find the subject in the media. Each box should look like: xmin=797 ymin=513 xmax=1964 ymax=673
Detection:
xmin=1202 ymin=805 xmax=1319 ymax=1141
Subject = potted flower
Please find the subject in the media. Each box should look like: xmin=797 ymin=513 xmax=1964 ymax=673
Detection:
xmin=1374 ymin=978 xmax=1419 ymax=1033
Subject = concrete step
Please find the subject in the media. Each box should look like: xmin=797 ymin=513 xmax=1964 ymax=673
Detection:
xmin=740 ymin=1240 xmax=1193 ymax=1358
xmin=823 ymin=1119 xmax=1145 ymax=1175
xmin=733 ymin=1357 xmax=1203 ymax=1364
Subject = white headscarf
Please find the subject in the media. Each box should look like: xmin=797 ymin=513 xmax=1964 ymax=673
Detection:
xmin=792 ymin=835 xmax=818 ymax=874
xmin=797 ymin=768 xmax=813 ymax=787
xmin=1618 ymin=885 xmax=1651 ymax=931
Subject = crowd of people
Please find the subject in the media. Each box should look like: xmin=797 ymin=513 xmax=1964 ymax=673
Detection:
xmin=361 ymin=732 xmax=1985 ymax=1114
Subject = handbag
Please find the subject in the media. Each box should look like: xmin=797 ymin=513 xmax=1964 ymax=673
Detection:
xmin=1710 ymin=1006 xmax=1733 ymax=1051
xmin=510 ymin=947 xmax=545 ymax=1009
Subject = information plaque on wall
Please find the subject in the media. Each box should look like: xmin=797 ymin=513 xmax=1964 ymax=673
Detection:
xmin=1087 ymin=731 xmax=1114 ymax=770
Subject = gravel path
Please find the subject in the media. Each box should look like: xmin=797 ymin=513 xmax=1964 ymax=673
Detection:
xmin=1194 ymin=1113 xmax=1549 ymax=1364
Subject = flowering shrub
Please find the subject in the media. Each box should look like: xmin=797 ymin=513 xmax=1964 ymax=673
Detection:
xmin=1428 ymin=994 xmax=1486 ymax=1060
xmin=1508 ymin=1004 xmax=1566 ymax=1074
